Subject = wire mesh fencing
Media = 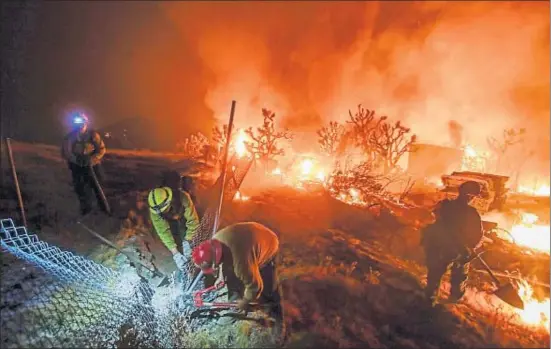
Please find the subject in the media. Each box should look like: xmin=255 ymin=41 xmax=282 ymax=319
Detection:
xmin=0 ymin=218 xmax=162 ymax=348
xmin=185 ymin=156 xmax=253 ymax=284
xmin=0 ymin=156 xmax=254 ymax=348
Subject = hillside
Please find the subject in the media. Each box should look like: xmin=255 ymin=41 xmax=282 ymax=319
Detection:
xmin=1 ymin=141 xmax=549 ymax=348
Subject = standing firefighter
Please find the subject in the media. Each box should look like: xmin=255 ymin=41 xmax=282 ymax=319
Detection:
xmin=148 ymin=177 xmax=200 ymax=273
xmin=192 ymin=222 xmax=284 ymax=331
xmin=61 ymin=112 xmax=109 ymax=216
xmin=421 ymin=181 xmax=484 ymax=305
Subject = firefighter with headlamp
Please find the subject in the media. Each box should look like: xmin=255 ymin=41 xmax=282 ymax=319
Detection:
xmin=61 ymin=112 xmax=108 ymax=216
xmin=148 ymin=182 xmax=200 ymax=273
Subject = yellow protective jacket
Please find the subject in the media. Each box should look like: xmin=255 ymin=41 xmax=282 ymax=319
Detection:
xmin=150 ymin=190 xmax=200 ymax=251
xmin=61 ymin=129 xmax=106 ymax=167
xmin=214 ymin=222 xmax=279 ymax=302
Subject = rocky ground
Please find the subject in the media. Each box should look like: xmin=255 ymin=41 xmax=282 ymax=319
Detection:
xmin=1 ymin=141 xmax=549 ymax=348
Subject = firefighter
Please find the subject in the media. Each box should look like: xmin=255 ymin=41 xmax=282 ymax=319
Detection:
xmin=421 ymin=181 xmax=484 ymax=306
xmin=61 ymin=112 xmax=109 ymax=216
xmin=191 ymin=222 xmax=284 ymax=327
xmin=148 ymin=182 xmax=200 ymax=273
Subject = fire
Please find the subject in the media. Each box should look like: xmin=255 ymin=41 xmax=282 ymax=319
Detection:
xmin=515 ymin=280 xmax=550 ymax=332
xmin=316 ymin=171 xmax=326 ymax=182
xmin=300 ymin=159 xmax=314 ymax=176
xmin=461 ymin=144 xmax=489 ymax=172
xmin=518 ymin=184 xmax=551 ymax=197
xmin=233 ymin=191 xmax=250 ymax=201
xmin=508 ymin=213 xmax=550 ymax=255
xmin=271 ymin=167 xmax=282 ymax=175
xmin=234 ymin=129 xmax=248 ymax=158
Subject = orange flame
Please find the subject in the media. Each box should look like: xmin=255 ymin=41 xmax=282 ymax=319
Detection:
xmin=233 ymin=191 xmax=250 ymax=201
xmin=508 ymin=213 xmax=550 ymax=255
xmin=517 ymin=184 xmax=551 ymax=197
xmin=234 ymin=128 xmax=248 ymax=158
xmin=515 ymin=280 xmax=550 ymax=332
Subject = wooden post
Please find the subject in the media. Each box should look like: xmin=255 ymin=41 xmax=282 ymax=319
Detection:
xmin=4 ymin=138 xmax=27 ymax=226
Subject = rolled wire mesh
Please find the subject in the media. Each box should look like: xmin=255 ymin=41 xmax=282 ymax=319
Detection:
xmin=0 ymin=218 xmax=158 ymax=348
xmin=0 ymin=156 xmax=253 ymax=348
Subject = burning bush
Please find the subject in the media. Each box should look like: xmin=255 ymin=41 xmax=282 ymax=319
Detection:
xmin=212 ymin=124 xmax=249 ymax=161
xmin=317 ymin=121 xmax=346 ymax=158
xmin=176 ymin=132 xmax=210 ymax=158
xmin=487 ymin=128 xmax=526 ymax=173
xmin=346 ymin=105 xmax=416 ymax=175
xmin=244 ymin=109 xmax=293 ymax=166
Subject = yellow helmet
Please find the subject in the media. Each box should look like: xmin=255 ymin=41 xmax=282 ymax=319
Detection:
xmin=148 ymin=187 xmax=173 ymax=214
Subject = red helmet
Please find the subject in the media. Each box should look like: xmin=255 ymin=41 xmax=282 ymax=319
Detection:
xmin=192 ymin=240 xmax=222 ymax=274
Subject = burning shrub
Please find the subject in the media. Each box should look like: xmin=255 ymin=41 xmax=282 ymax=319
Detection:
xmin=347 ymin=105 xmax=416 ymax=175
xmin=244 ymin=109 xmax=293 ymax=164
xmin=486 ymin=127 xmax=527 ymax=173
xmin=317 ymin=121 xmax=346 ymax=158
xmin=176 ymin=132 xmax=210 ymax=158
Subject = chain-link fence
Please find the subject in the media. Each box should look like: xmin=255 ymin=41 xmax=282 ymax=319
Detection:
xmin=1 ymin=156 xmax=253 ymax=348
xmin=186 ymin=156 xmax=253 ymax=284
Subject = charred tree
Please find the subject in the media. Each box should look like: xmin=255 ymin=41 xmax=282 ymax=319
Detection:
xmin=369 ymin=120 xmax=416 ymax=175
xmin=244 ymin=109 xmax=293 ymax=166
xmin=176 ymin=132 xmax=209 ymax=158
xmin=487 ymin=128 xmax=526 ymax=173
xmin=317 ymin=121 xmax=346 ymax=158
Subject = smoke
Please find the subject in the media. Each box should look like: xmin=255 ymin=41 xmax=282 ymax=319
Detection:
xmin=160 ymin=1 xmax=549 ymax=173
xmin=448 ymin=120 xmax=464 ymax=148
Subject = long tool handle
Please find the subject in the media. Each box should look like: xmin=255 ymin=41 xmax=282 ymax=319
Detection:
xmin=474 ymin=254 xmax=503 ymax=286
xmin=77 ymin=221 xmax=165 ymax=278
xmin=88 ymin=166 xmax=112 ymax=215
xmin=212 ymin=100 xmax=236 ymax=234
xmin=5 ymin=138 xmax=27 ymax=227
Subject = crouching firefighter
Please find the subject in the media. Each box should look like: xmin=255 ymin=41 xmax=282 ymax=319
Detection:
xmin=421 ymin=181 xmax=484 ymax=306
xmin=61 ymin=112 xmax=109 ymax=216
xmin=148 ymin=184 xmax=200 ymax=274
xmin=191 ymin=222 xmax=285 ymax=328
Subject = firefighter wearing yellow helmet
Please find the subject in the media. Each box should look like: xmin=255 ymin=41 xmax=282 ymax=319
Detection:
xmin=148 ymin=184 xmax=200 ymax=272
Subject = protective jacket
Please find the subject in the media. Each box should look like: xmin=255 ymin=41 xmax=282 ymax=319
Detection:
xmin=213 ymin=222 xmax=279 ymax=302
xmin=62 ymin=129 xmax=106 ymax=167
xmin=422 ymin=198 xmax=483 ymax=253
xmin=150 ymin=190 xmax=200 ymax=251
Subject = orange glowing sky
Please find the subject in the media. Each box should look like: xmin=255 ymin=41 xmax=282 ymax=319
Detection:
xmin=3 ymin=1 xmax=549 ymax=171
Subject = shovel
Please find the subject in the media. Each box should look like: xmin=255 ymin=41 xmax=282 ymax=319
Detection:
xmin=77 ymin=221 xmax=171 ymax=287
xmin=473 ymin=254 xmax=525 ymax=310
xmin=88 ymin=165 xmax=112 ymax=216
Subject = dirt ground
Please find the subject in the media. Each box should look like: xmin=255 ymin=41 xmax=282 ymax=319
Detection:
xmin=1 ymin=141 xmax=549 ymax=348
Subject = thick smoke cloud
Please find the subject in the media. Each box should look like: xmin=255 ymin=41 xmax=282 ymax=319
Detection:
xmin=162 ymin=2 xmax=548 ymax=154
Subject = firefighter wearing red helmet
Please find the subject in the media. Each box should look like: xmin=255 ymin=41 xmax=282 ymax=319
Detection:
xmin=61 ymin=112 xmax=109 ymax=216
xmin=192 ymin=222 xmax=284 ymax=328
xmin=421 ymin=180 xmax=484 ymax=306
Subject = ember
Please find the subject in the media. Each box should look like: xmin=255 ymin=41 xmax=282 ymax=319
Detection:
xmin=233 ymin=191 xmax=250 ymax=201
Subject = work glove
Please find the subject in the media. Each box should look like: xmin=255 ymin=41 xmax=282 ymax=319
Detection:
xmin=173 ymin=252 xmax=187 ymax=271
xmin=236 ymin=298 xmax=251 ymax=313
xmin=182 ymin=241 xmax=192 ymax=259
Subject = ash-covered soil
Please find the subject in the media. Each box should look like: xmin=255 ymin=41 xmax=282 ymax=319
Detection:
xmin=1 ymin=141 xmax=549 ymax=348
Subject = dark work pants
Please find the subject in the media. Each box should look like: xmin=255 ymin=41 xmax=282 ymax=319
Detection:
xmin=69 ymin=162 xmax=108 ymax=215
xmin=226 ymin=256 xmax=283 ymax=320
xmin=424 ymin=247 xmax=470 ymax=301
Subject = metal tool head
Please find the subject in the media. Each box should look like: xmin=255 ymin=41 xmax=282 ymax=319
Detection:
xmin=494 ymin=283 xmax=525 ymax=310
